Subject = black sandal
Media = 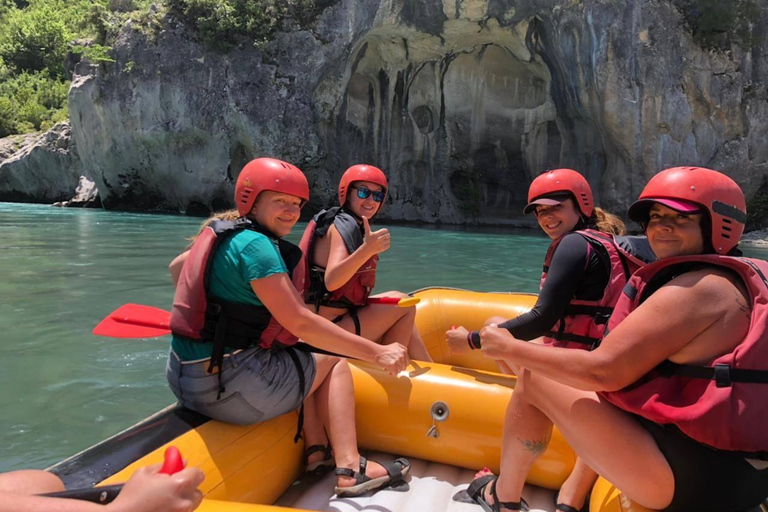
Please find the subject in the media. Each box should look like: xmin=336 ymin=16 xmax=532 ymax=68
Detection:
xmin=304 ymin=444 xmax=334 ymax=475
xmin=453 ymin=474 xmax=529 ymax=512
xmin=554 ymin=490 xmax=588 ymax=512
xmin=333 ymin=456 xmax=410 ymax=497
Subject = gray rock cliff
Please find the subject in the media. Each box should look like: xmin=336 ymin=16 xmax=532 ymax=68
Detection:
xmin=0 ymin=123 xmax=81 ymax=203
xmin=5 ymin=0 xmax=768 ymax=224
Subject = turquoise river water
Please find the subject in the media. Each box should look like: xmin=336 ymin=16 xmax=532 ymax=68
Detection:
xmin=2 ymin=202 xmax=767 ymax=473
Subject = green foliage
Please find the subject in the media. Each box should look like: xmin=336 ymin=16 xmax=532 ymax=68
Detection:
xmin=746 ymin=175 xmax=768 ymax=232
xmin=0 ymin=70 xmax=69 ymax=137
xmin=166 ymin=0 xmax=318 ymax=51
xmin=70 ymin=43 xmax=117 ymax=63
xmin=674 ymin=0 xmax=759 ymax=50
xmin=0 ymin=3 xmax=71 ymax=76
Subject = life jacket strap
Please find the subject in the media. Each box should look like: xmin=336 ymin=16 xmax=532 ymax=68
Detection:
xmin=284 ymin=346 xmax=306 ymax=443
xmin=656 ymin=361 xmax=768 ymax=387
xmin=546 ymin=330 xmax=602 ymax=349
xmin=562 ymin=304 xmax=614 ymax=325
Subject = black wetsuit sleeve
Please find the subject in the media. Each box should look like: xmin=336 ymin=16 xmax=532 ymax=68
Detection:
xmin=469 ymin=234 xmax=592 ymax=344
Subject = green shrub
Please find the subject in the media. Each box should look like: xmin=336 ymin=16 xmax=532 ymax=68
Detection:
xmin=0 ymin=70 xmax=70 ymax=136
xmin=166 ymin=0 xmax=319 ymax=51
xmin=0 ymin=3 xmax=71 ymax=76
xmin=0 ymin=96 xmax=17 ymax=137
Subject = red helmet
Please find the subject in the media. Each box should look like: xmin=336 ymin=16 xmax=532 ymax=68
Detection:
xmin=338 ymin=164 xmax=388 ymax=206
xmin=524 ymin=169 xmax=594 ymax=217
xmin=628 ymin=166 xmax=746 ymax=255
xmin=234 ymin=157 xmax=310 ymax=217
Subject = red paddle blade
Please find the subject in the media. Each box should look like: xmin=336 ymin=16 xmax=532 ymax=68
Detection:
xmin=92 ymin=304 xmax=172 ymax=338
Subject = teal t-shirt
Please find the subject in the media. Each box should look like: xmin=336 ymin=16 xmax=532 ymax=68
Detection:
xmin=171 ymin=230 xmax=288 ymax=361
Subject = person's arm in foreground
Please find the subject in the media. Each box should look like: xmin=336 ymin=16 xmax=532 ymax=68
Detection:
xmin=479 ymin=269 xmax=739 ymax=391
xmin=323 ymin=217 xmax=389 ymax=291
xmin=252 ymin=273 xmax=408 ymax=375
xmin=0 ymin=465 xmax=204 ymax=512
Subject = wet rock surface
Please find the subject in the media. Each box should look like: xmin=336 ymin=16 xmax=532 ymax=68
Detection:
xmin=6 ymin=0 xmax=768 ymax=223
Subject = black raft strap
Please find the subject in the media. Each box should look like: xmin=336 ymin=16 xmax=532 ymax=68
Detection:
xmin=656 ymin=361 xmax=768 ymax=387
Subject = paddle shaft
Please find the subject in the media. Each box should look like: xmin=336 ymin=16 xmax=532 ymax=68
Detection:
xmin=41 ymin=484 xmax=123 ymax=505
xmin=93 ymin=297 xmax=420 ymax=339
xmin=39 ymin=446 xmax=184 ymax=504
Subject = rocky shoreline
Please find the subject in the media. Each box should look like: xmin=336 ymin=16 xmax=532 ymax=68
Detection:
xmin=740 ymin=230 xmax=768 ymax=245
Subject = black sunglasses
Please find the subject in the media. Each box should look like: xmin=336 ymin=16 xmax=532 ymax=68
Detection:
xmin=352 ymin=186 xmax=386 ymax=203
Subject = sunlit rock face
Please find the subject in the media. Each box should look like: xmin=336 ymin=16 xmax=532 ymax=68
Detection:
xmin=0 ymin=123 xmax=80 ymax=204
xmin=21 ymin=0 xmax=767 ymax=221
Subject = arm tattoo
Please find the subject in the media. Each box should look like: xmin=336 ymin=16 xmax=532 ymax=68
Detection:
xmin=516 ymin=437 xmax=549 ymax=456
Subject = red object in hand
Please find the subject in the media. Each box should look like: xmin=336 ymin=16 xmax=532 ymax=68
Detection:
xmin=451 ymin=325 xmax=457 ymax=330
xmin=159 ymin=446 xmax=184 ymax=475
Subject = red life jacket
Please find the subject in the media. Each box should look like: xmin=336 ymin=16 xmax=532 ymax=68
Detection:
xmin=601 ymin=255 xmax=768 ymax=455
xmin=170 ymin=218 xmax=303 ymax=355
xmin=541 ymin=230 xmax=654 ymax=350
xmin=298 ymin=207 xmax=377 ymax=310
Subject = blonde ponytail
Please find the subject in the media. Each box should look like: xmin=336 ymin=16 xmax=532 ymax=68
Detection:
xmin=186 ymin=209 xmax=241 ymax=248
xmin=590 ymin=207 xmax=626 ymax=235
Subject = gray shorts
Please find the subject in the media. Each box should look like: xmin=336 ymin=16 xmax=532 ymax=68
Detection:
xmin=166 ymin=346 xmax=316 ymax=425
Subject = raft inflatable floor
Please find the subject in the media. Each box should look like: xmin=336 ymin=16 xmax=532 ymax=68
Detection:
xmin=274 ymin=451 xmax=557 ymax=512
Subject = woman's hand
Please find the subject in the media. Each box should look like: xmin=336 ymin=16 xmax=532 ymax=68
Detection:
xmin=108 ymin=464 xmax=204 ymax=512
xmin=361 ymin=217 xmax=391 ymax=256
xmin=374 ymin=343 xmax=409 ymax=375
xmin=446 ymin=326 xmax=471 ymax=354
xmin=478 ymin=325 xmax=516 ymax=360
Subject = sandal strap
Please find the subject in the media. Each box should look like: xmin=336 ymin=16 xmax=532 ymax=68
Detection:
xmin=465 ymin=474 xmax=496 ymax=500
xmin=333 ymin=456 xmax=369 ymax=485
xmin=304 ymin=444 xmax=328 ymax=459
xmin=490 ymin=478 xmax=529 ymax=511
xmin=556 ymin=506 xmax=581 ymax=512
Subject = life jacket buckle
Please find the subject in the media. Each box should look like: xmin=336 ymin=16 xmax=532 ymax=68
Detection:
xmin=714 ymin=364 xmax=732 ymax=388
xmin=207 ymin=302 xmax=222 ymax=315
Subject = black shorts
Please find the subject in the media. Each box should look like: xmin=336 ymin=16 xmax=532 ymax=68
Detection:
xmin=636 ymin=415 xmax=768 ymax=512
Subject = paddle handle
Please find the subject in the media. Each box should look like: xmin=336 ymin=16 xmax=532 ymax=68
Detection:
xmin=41 ymin=446 xmax=184 ymax=504
xmin=368 ymin=296 xmax=420 ymax=307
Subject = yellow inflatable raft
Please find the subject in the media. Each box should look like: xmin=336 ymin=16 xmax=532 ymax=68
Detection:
xmin=49 ymin=288 xmax=661 ymax=512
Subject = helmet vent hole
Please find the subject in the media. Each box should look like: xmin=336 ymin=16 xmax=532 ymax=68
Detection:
xmin=723 ymin=226 xmax=732 ymax=232
xmin=722 ymin=233 xmax=731 ymax=239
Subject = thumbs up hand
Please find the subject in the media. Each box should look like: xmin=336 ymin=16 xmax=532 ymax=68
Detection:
xmin=362 ymin=216 xmax=391 ymax=256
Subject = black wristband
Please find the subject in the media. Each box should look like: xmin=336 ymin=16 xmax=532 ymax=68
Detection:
xmin=467 ymin=331 xmax=482 ymax=350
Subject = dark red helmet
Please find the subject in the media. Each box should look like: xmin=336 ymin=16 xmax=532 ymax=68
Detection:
xmin=234 ymin=158 xmax=309 ymax=217
xmin=524 ymin=169 xmax=594 ymax=217
xmin=628 ymin=166 xmax=746 ymax=255
xmin=338 ymin=165 xmax=388 ymax=206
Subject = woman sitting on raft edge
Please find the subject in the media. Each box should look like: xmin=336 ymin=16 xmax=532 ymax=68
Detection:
xmin=166 ymin=157 xmax=411 ymax=497
xmin=298 ymin=164 xmax=432 ymax=362
xmin=458 ymin=167 xmax=768 ymax=512
xmin=448 ymin=168 xmax=655 ymax=512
